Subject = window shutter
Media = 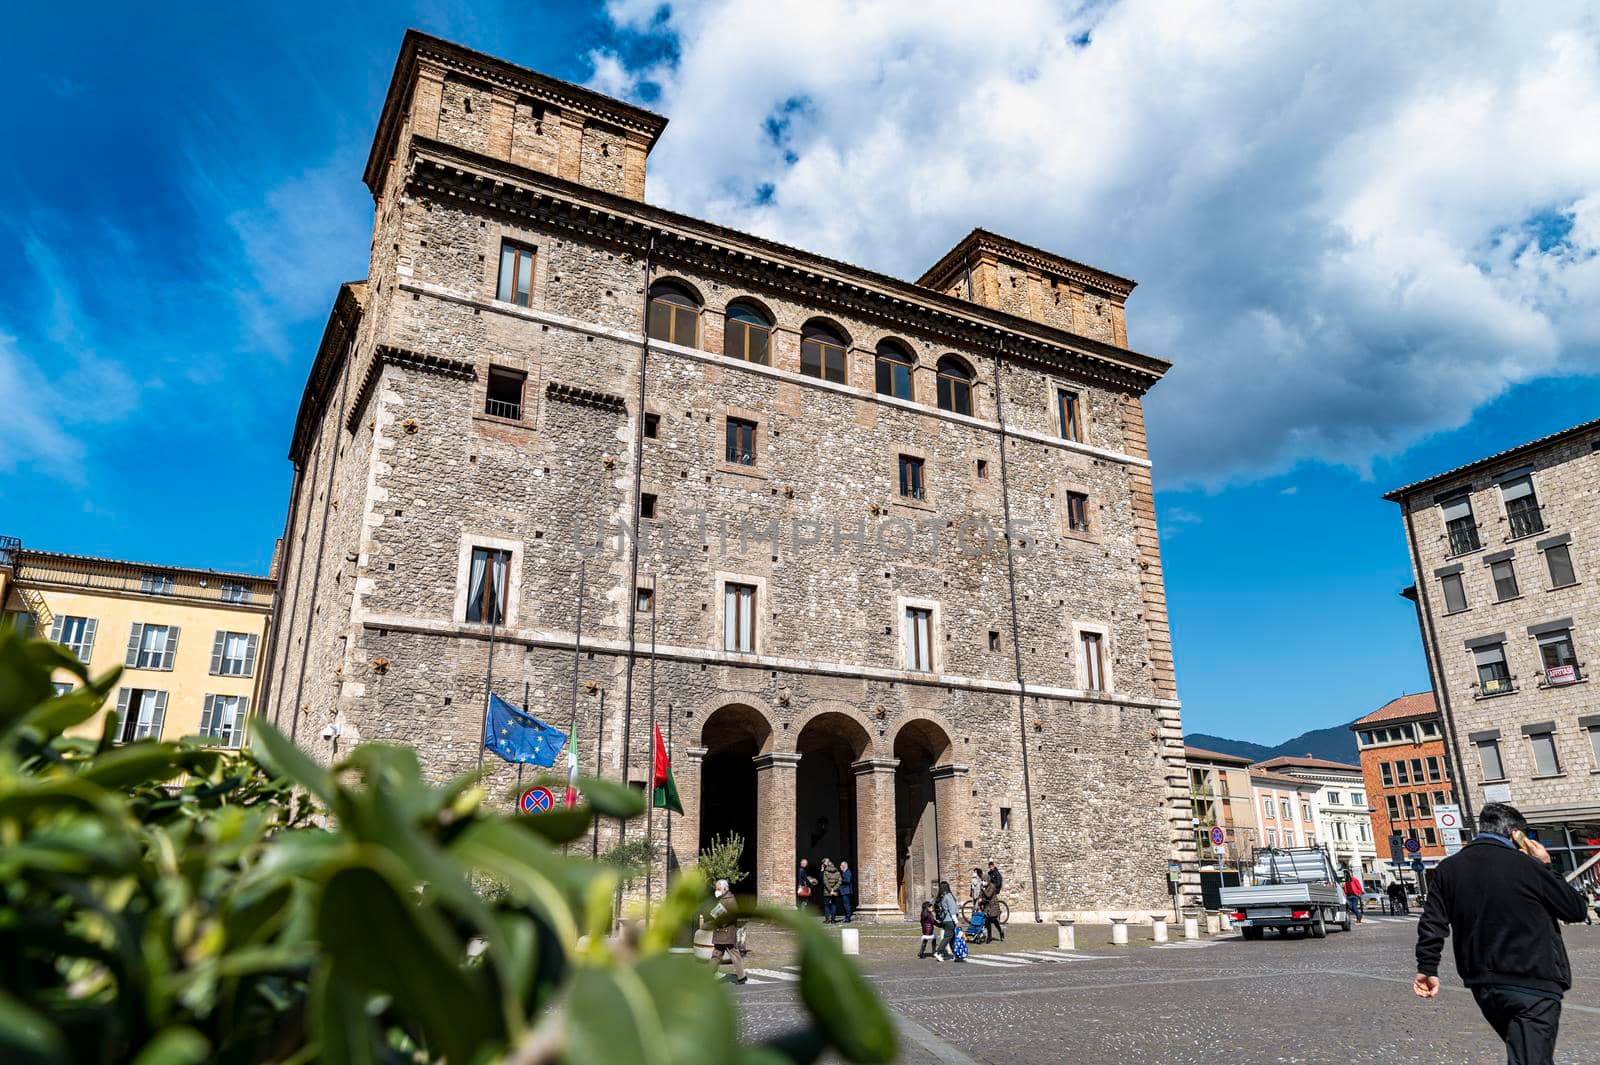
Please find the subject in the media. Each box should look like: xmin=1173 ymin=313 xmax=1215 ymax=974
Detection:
xmin=50 ymin=616 xmax=63 ymax=643
xmin=199 ymin=694 xmax=214 ymax=736
xmin=162 ymin=626 xmax=180 ymax=671
xmin=210 ymin=631 xmax=226 ymax=675
xmin=125 ymin=623 xmax=144 ymax=667
xmin=245 ymin=633 xmax=259 ymax=676
xmin=150 ymin=692 xmax=168 ymax=739
xmin=80 ymin=618 xmax=97 ymax=663
xmin=115 ymin=688 xmax=131 ymax=742
xmin=236 ymin=697 xmax=250 ymax=747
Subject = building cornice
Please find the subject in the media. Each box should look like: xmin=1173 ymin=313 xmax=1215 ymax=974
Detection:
xmin=1384 ymin=416 xmax=1600 ymax=502
xmin=404 ymin=136 xmax=1172 ymax=393
xmin=288 ymin=282 xmax=366 ymax=465
xmin=917 ymin=227 xmax=1138 ymax=300
xmin=343 ymin=345 xmax=477 ymax=435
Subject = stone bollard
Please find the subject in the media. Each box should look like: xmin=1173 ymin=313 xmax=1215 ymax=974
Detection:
xmin=1150 ymin=915 xmax=1168 ymax=943
xmin=1110 ymin=917 xmax=1129 ymax=946
xmin=1219 ymin=911 xmax=1233 ymax=931
xmin=840 ymin=927 xmax=860 ymax=956
xmin=1205 ymin=913 xmax=1221 ymax=935
xmin=1056 ymin=918 xmax=1076 ymax=952
xmin=1183 ymin=916 xmax=1200 ymax=940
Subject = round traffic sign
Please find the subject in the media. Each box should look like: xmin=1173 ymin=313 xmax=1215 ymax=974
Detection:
xmin=1404 ymin=836 xmax=1421 ymax=854
xmin=1437 ymin=810 xmax=1459 ymax=830
xmin=1209 ymin=825 xmax=1226 ymax=847
xmin=520 ymin=786 xmax=555 ymax=814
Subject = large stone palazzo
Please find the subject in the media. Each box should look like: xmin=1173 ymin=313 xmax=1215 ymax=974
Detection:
xmin=262 ymin=30 xmax=1195 ymax=919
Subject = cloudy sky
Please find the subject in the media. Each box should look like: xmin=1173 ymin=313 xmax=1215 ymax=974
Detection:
xmin=2 ymin=1 xmax=1597 ymax=742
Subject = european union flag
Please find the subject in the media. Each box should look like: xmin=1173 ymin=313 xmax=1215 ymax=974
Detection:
xmin=483 ymin=693 xmax=568 ymax=767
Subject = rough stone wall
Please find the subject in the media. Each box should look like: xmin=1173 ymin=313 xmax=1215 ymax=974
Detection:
xmin=1401 ymin=429 xmax=1600 ymax=821
xmin=438 ymin=75 xmax=492 ymax=155
xmin=578 ymin=121 xmax=628 ymax=196
xmin=511 ymin=101 xmax=560 ymax=173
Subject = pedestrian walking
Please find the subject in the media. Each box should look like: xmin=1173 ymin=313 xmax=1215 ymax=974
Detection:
xmin=1413 ymin=803 xmax=1589 ymax=1065
xmin=1344 ymin=868 xmax=1365 ymax=923
xmin=970 ymin=866 xmax=984 ymax=903
xmin=704 ymin=878 xmax=747 ymax=984
xmin=934 ymin=880 xmax=963 ymax=961
xmin=796 ymin=857 xmax=816 ymax=910
xmin=987 ymin=861 xmax=1004 ymax=894
xmin=918 ymin=900 xmax=937 ymax=958
xmin=820 ymin=858 xmax=842 ymax=923
xmin=838 ymin=860 xmax=855 ymax=922
xmin=981 ymin=878 xmax=1006 ymax=942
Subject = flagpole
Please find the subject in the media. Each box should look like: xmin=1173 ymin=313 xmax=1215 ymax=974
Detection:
xmin=475 ymin=573 xmax=501 ymax=771
xmin=563 ymin=562 xmax=586 ymax=854
xmin=516 ymin=681 xmax=529 ymax=796
xmin=592 ymin=689 xmax=604 ymax=861
xmin=665 ymin=698 xmax=673 ymax=884
xmin=644 ymin=575 xmax=658 ymax=922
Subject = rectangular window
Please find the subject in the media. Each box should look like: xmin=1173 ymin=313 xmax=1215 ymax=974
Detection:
xmin=1058 ymin=389 xmax=1082 ymax=442
xmin=898 ymin=455 xmax=925 ymax=501
xmin=1416 ymin=793 xmax=1432 ymax=818
xmin=1000 ymin=806 xmax=1012 ymax=831
xmin=49 ymin=615 xmax=98 ymax=663
xmin=904 ymin=606 xmax=933 ymax=671
xmin=1380 ymin=762 xmax=1394 ymax=787
xmin=210 ymin=631 xmax=259 ymax=677
xmin=636 ymin=586 xmax=654 ymax=612
xmin=1424 ymin=826 xmax=1438 ymax=846
xmin=1588 ymin=725 xmax=1600 ymax=768
xmin=1545 ymin=542 xmax=1577 ymax=587
xmin=1501 ymin=475 xmax=1543 ymax=539
xmin=988 ymin=630 xmax=1001 ymax=652
xmin=1477 ymin=738 xmax=1505 ymax=781
xmin=1402 ymin=793 xmax=1415 ymax=819
xmin=1442 ymin=495 xmax=1480 ymax=555
xmin=640 ymin=493 xmax=658 ymax=519
xmin=199 ymin=693 xmax=248 ymax=748
xmin=465 ymin=547 xmax=510 ymax=625
xmin=1490 ymin=558 xmax=1520 ymax=601
xmin=1474 ymin=643 xmax=1514 ymax=695
xmin=725 ymin=417 xmax=757 ymax=466
xmin=496 ymin=241 xmax=536 ymax=306
xmin=1263 ymin=799 xmax=1275 ymax=820
xmin=115 ymin=688 xmax=168 ymax=743
xmin=724 ymin=583 xmax=756 ymax=653
xmin=1537 ymin=628 xmax=1580 ymax=684
xmin=1394 ymin=760 xmax=1409 ymax=785
xmin=1267 ymin=828 xmax=1277 ymax=847
xmin=1386 ymin=795 xmax=1400 ymax=820
xmin=643 ymin=412 xmax=660 ymax=439
xmin=141 ymin=572 xmax=175 ymax=596
xmin=1420 ymin=720 xmax=1441 ymax=738
xmin=800 ymin=335 xmax=848 ymax=384
xmin=1409 ymin=757 xmax=1425 ymax=782
xmin=1301 ymin=802 xmax=1312 ymax=821
xmin=1353 ymin=791 xmax=1365 ymax=807
xmin=1327 ymin=790 xmax=1343 ymax=804
xmin=5 ymin=610 xmax=34 ymax=637
xmin=1426 ymin=756 xmax=1442 ymax=782
xmin=220 ymin=582 xmax=251 ymax=604
xmin=1440 ymin=572 xmax=1468 ymax=613
xmin=1080 ymin=631 xmax=1106 ymax=691
xmin=125 ymin=623 xmax=179 ymax=671
xmin=1066 ymin=491 xmax=1090 ymax=533
xmin=486 ymin=367 xmax=526 ymax=420
xmin=1529 ymin=731 xmax=1561 ymax=776
xmin=52 ymin=681 xmax=73 ymax=697
xmin=1280 ymin=800 xmax=1291 ymax=819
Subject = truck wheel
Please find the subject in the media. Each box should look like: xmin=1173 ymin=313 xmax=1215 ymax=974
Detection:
xmin=1311 ymin=915 xmax=1327 ymax=939
xmin=1340 ymin=911 xmax=1353 ymax=933
xmin=1242 ymin=926 xmax=1263 ymax=941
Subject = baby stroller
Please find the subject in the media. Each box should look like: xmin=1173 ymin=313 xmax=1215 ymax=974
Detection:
xmin=962 ymin=910 xmax=988 ymax=942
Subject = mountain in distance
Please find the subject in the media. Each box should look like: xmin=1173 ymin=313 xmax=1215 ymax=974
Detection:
xmin=1185 ymin=721 xmax=1361 ymax=766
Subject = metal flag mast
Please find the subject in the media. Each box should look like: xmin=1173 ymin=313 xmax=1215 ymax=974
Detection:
xmin=644 ymin=575 xmax=659 ymax=919
xmin=475 ymin=566 xmax=501 ymax=772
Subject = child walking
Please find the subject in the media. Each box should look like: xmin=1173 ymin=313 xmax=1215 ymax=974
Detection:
xmin=917 ymin=901 xmax=936 ymax=958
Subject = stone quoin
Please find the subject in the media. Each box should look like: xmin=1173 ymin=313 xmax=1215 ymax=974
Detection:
xmin=262 ymin=29 xmax=1194 ymax=921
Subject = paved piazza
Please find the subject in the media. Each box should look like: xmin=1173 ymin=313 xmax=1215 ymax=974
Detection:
xmin=732 ymin=916 xmax=1600 ymax=1063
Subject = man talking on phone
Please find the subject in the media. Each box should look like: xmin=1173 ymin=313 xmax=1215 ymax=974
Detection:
xmin=1413 ymin=802 xmax=1589 ymax=1064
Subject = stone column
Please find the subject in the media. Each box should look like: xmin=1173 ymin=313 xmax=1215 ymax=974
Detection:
xmin=488 ymin=88 xmax=517 ymax=160
xmin=672 ymin=745 xmax=707 ymax=875
xmin=851 ymin=757 xmax=901 ymax=920
xmin=753 ymin=753 xmax=801 ymax=908
xmin=930 ymin=763 xmax=971 ymax=892
xmin=411 ymin=60 xmax=447 ymax=140
xmin=557 ymin=111 xmax=585 ymax=183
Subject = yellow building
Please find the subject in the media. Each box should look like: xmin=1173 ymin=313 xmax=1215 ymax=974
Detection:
xmin=0 ymin=537 xmax=274 ymax=746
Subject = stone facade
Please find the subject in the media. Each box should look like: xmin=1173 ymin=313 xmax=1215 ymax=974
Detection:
xmin=1351 ymin=692 xmax=1456 ymax=875
xmin=263 ymin=30 xmax=1193 ymax=920
xmin=1388 ymin=417 xmax=1600 ymax=876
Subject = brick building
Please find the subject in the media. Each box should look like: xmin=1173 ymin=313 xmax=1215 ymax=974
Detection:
xmin=1387 ymin=417 xmax=1600 ymax=877
xmin=1252 ymin=755 xmax=1376 ymax=878
xmin=263 ymin=31 xmax=1191 ymax=920
xmin=1350 ymin=692 xmax=1454 ymax=880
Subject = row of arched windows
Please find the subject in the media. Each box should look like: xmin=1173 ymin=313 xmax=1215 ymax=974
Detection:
xmin=646 ymin=280 xmax=975 ymax=416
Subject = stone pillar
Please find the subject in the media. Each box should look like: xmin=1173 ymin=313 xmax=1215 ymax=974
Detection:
xmin=753 ymin=753 xmax=801 ymax=908
xmin=1110 ymin=917 xmax=1129 ymax=946
xmin=488 ymin=88 xmax=517 ymax=161
xmin=930 ymin=763 xmax=971 ymax=896
xmin=622 ymin=131 xmax=651 ymax=201
xmin=411 ymin=61 xmax=447 ymax=140
xmin=1183 ymin=916 xmax=1200 ymax=940
xmin=851 ymin=757 xmax=901 ymax=920
xmin=673 ymin=745 xmax=707 ymax=875
xmin=1056 ymin=918 xmax=1076 ymax=951
xmin=1150 ymin=915 xmax=1168 ymax=943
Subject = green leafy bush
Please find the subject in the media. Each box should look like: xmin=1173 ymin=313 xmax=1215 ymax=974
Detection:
xmin=698 ymin=832 xmax=749 ymax=887
xmin=0 ymin=631 xmax=897 ymax=1064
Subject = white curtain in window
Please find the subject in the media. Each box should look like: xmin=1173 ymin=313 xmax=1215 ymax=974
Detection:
xmin=723 ymin=586 xmax=737 ymax=651
xmin=468 ymin=551 xmax=488 ymax=620
xmin=490 ymin=551 xmax=508 ymax=622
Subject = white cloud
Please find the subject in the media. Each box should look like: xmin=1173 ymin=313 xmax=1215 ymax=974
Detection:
xmin=597 ymin=0 xmax=1600 ymax=485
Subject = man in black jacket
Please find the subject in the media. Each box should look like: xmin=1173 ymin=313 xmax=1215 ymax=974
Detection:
xmin=1413 ymin=803 xmax=1589 ymax=1064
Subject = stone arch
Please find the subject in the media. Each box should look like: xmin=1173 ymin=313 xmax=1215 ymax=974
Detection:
xmin=792 ymin=710 xmax=875 ymax=891
xmin=785 ymin=703 xmax=879 ymax=759
xmin=721 ymin=293 xmax=778 ymax=325
xmin=699 ymin=700 xmax=775 ymax=756
xmin=696 ymin=702 xmax=776 ymax=895
xmin=888 ymin=712 xmax=957 ymax=765
xmin=648 ymin=274 xmax=705 ymax=308
xmin=892 ymin=714 xmax=961 ymax=915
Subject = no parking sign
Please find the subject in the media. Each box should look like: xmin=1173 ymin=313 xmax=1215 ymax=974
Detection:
xmin=519 ymin=786 xmax=555 ymax=814
xmin=1435 ymin=804 xmax=1462 ymax=849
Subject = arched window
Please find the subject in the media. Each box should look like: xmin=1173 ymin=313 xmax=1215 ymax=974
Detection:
xmin=647 ymin=281 xmax=701 ymax=347
xmin=800 ymin=321 xmax=849 ymax=384
xmin=935 ymin=355 xmax=974 ymax=415
xmin=723 ymin=301 xmax=772 ymax=365
xmin=874 ymin=339 xmax=915 ymax=401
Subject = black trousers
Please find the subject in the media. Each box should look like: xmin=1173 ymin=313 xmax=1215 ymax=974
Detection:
xmin=1472 ymin=985 xmax=1562 ymax=1065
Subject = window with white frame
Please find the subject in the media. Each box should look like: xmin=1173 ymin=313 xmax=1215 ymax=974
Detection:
xmin=210 ymin=631 xmax=259 ymax=677
xmin=125 ymin=623 xmax=179 ymax=670
xmin=724 ymin=583 xmax=757 ymax=654
xmin=1079 ymin=630 xmax=1106 ymax=691
xmin=1528 ymin=728 xmax=1561 ymax=777
xmin=465 ymin=546 xmax=511 ymax=625
xmin=1280 ymin=800 xmax=1291 ymax=819
xmin=140 ymin=572 xmax=175 ymax=596
xmin=1262 ymin=799 xmax=1275 ymax=820
xmin=1301 ymin=801 xmax=1312 ymax=821
xmin=1327 ymin=791 xmax=1343 ymax=804
xmin=1353 ymin=791 xmax=1365 ymax=807
xmin=199 ymin=694 xmax=248 ymax=747
xmin=115 ymin=688 xmax=168 ymax=742
xmin=1267 ymin=828 xmax=1277 ymax=846
xmin=1474 ymin=642 xmax=1514 ymax=695
xmin=50 ymin=615 xmax=97 ymax=663
xmin=1476 ymin=737 xmax=1506 ymax=781
xmin=220 ymin=581 xmax=252 ymax=604
xmin=1380 ymin=762 xmax=1394 ymax=787
xmin=52 ymin=681 xmax=73 ymax=697
xmin=904 ymin=606 xmax=933 ymax=671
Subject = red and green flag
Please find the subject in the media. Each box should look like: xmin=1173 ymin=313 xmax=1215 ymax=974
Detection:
xmin=651 ymin=723 xmax=683 ymax=814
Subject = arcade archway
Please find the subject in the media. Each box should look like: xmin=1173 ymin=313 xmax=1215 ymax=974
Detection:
xmin=794 ymin=712 xmax=872 ymax=886
xmin=894 ymin=719 xmax=955 ymax=915
xmin=698 ymin=704 xmax=771 ymax=896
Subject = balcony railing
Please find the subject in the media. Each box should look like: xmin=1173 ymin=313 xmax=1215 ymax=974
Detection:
xmin=0 ymin=535 xmax=20 ymax=568
xmin=17 ymin=557 xmax=272 ymax=606
xmin=1447 ymin=518 xmax=1481 ymax=555
xmin=485 ymin=398 xmax=522 ymax=420
xmin=1506 ymin=500 xmax=1545 ymax=539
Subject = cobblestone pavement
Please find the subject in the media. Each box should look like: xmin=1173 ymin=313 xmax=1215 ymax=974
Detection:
xmin=731 ymin=915 xmax=1600 ymax=1063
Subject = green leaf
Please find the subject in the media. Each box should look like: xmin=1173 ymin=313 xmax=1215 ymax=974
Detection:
xmin=507 ymin=804 xmax=592 ymax=845
xmin=128 ymin=1027 xmax=210 ymax=1065
xmin=248 ymin=720 xmax=335 ymax=806
xmin=0 ymin=988 xmax=67 ymax=1064
xmin=750 ymin=907 xmax=897 ymax=1064
xmin=78 ymin=743 xmax=189 ymax=789
xmin=449 ymin=820 xmax=587 ymax=946
xmin=317 ymin=857 xmax=498 ymax=1065
xmin=528 ymin=774 xmax=644 ymax=819
xmin=564 ymin=956 xmax=738 ymax=1065
xmin=312 ymin=964 xmax=378 ymax=1065
xmin=633 ymin=955 xmax=739 ymax=1065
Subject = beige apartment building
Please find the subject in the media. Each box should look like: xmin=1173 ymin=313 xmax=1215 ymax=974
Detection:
xmin=1250 ymin=768 xmax=1322 ymax=853
xmin=264 ymin=31 xmax=1191 ymax=920
xmin=1185 ymin=745 xmax=1261 ymax=863
xmin=0 ymin=537 xmax=274 ymax=746
xmin=1387 ymin=417 xmax=1600 ymax=877
xmin=1253 ymin=755 xmax=1376 ymax=878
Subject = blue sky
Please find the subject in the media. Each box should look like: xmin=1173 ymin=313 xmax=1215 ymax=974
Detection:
xmin=3 ymin=2 xmax=1598 ymax=744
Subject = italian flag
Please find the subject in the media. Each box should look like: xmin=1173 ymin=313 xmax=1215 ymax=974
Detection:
xmin=565 ymin=726 xmax=579 ymax=808
xmin=651 ymin=723 xmax=683 ymax=814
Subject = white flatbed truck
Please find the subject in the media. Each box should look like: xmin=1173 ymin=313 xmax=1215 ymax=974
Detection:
xmin=1220 ymin=846 xmax=1351 ymax=940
